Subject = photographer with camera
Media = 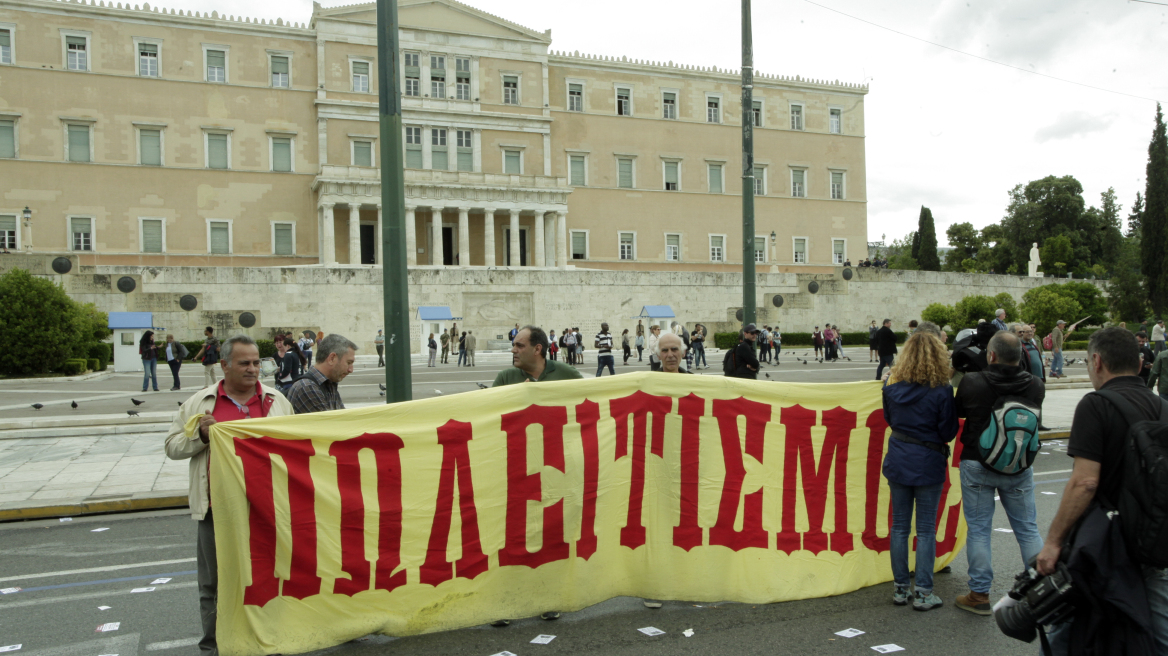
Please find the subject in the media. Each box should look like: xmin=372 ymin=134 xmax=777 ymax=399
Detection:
xmin=1033 ymin=327 xmax=1166 ymax=655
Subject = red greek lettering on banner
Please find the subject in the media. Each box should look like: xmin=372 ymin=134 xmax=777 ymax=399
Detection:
xmin=673 ymin=394 xmax=705 ymax=551
xmin=861 ymin=409 xmax=891 ymax=553
xmin=499 ymin=405 xmax=571 ymax=568
xmin=329 ymin=433 xmax=407 ymax=596
xmin=776 ymin=405 xmax=856 ymax=555
xmin=575 ymin=400 xmax=601 ymax=560
xmin=709 ymin=397 xmax=770 ymax=551
xmin=233 ymin=436 xmax=321 ymax=606
xmin=420 ymin=420 xmax=488 ymax=585
xmin=610 ymin=391 xmax=673 ymax=549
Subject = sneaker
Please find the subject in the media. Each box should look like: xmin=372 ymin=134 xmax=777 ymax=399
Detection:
xmin=490 ymin=619 xmax=511 ymax=627
xmin=955 ymin=590 xmax=992 ymax=615
xmin=540 ymin=611 xmax=561 ymax=620
xmin=913 ymin=590 xmax=943 ymax=611
xmin=642 ymin=600 xmax=663 ymax=609
xmin=893 ymin=586 xmax=910 ymax=606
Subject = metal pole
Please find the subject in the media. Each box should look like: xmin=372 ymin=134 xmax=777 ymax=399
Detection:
xmin=741 ymin=0 xmax=756 ymax=328
xmin=377 ymin=0 xmax=412 ymax=402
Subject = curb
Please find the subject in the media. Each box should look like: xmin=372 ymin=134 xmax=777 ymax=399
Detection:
xmin=0 ymin=370 xmax=116 ymax=386
xmin=0 ymin=491 xmax=189 ymax=522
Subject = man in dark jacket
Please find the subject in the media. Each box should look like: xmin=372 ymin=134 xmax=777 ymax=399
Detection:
xmin=731 ymin=324 xmax=760 ymax=379
xmin=952 ymin=330 xmax=1045 ymax=615
xmin=875 ymin=319 xmax=898 ymax=381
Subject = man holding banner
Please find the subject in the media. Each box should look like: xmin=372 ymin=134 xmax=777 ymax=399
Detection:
xmin=165 ymin=335 xmax=294 ymax=656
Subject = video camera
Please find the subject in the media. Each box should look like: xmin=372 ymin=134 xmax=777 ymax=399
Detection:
xmin=994 ymin=558 xmax=1076 ymax=645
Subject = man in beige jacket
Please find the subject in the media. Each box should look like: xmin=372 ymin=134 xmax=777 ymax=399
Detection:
xmin=165 ymin=334 xmax=294 ymax=656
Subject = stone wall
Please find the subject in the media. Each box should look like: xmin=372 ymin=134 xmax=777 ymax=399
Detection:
xmin=2 ymin=254 xmax=1100 ymax=353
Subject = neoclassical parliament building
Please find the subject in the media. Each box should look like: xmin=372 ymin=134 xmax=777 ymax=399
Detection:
xmin=0 ymin=0 xmax=869 ymax=272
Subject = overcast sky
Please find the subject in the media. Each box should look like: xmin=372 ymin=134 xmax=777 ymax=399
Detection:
xmin=169 ymin=0 xmax=1167 ymax=245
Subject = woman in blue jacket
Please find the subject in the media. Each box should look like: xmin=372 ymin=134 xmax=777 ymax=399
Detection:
xmin=882 ymin=330 xmax=960 ymax=611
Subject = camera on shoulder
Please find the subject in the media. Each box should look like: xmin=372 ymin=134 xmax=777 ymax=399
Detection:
xmin=995 ymin=557 xmax=1076 ymax=644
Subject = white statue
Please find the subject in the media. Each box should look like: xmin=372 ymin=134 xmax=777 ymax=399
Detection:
xmin=1028 ymin=242 xmax=1041 ymax=278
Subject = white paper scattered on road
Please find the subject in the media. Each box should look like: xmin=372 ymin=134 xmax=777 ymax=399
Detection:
xmin=836 ymin=628 xmax=866 ymax=638
xmin=96 ymin=623 xmax=120 ymax=633
xmin=0 ymin=646 xmax=21 ymax=653
xmin=488 ymin=652 xmax=517 ymax=656
xmin=98 ymin=653 xmax=119 ymax=656
xmin=0 ymin=588 xmax=21 ymax=594
xmin=91 ymin=528 xmax=110 ymax=532
xmin=683 ymin=629 xmax=695 ymax=637
xmin=98 ymin=606 xmax=111 ymax=610
xmin=1042 ymin=491 xmax=1057 ymax=495
xmin=872 ymin=645 xmax=905 ymax=653
xmin=130 ymin=587 xmax=155 ymax=593
xmin=60 ymin=518 xmax=72 ymax=522
xmin=150 ymin=578 xmax=171 ymax=585
xmin=995 ymin=528 xmax=1014 ymax=533
xmin=530 ymin=635 xmax=555 ymax=644
xmin=638 ymin=627 xmax=666 ymax=636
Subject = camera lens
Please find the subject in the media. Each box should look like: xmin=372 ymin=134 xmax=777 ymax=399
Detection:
xmin=994 ymin=599 xmax=1038 ymax=643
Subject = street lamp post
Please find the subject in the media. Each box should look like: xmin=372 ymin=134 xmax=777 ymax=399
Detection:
xmin=22 ymin=206 xmax=32 ymax=252
xmin=740 ymin=0 xmax=755 ymax=328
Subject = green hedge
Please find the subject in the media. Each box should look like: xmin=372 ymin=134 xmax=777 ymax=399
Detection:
xmin=1064 ymin=341 xmax=1088 ymax=351
xmin=60 ymin=359 xmax=88 ymax=376
xmin=88 ymin=343 xmax=111 ymax=371
xmin=86 ymin=358 xmax=100 ymax=372
xmin=182 ymin=341 xmax=204 ymax=358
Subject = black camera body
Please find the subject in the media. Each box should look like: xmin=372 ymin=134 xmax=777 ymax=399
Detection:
xmin=995 ymin=561 xmax=1077 ymax=643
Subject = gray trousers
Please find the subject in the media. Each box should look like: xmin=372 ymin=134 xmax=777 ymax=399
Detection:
xmin=197 ymin=510 xmax=218 ymax=656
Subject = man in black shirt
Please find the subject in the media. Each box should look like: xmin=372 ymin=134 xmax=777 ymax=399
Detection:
xmin=1137 ymin=331 xmax=1155 ymax=384
xmin=875 ymin=319 xmax=898 ymax=381
xmin=594 ymin=322 xmax=615 ymax=377
xmin=731 ymin=324 xmax=760 ymax=379
xmin=1036 ymin=327 xmax=1168 ymax=653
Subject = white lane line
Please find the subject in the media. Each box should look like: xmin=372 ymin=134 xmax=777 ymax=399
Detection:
xmin=0 ymin=559 xmax=196 ymax=584
xmin=15 ymin=634 xmax=139 ymax=656
xmin=1033 ymin=469 xmax=1073 ymax=476
xmin=0 ymin=582 xmax=195 ymax=609
xmin=144 ymin=639 xmax=199 ymax=652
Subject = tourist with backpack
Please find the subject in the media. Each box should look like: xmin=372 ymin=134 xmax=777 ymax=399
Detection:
xmin=952 ymin=330 xmax=1045 ymax=615
xmin=724 ymin=324 xmax=760 ymax=379
xmin=191 ymin=326 xmax=220 ymax=388
xmin=1036 ymin=327 xmax=1168 ymax=654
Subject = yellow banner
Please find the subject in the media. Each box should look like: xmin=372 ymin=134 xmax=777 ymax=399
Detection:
xmin=209 ymin=373 xmax=967 ymax=656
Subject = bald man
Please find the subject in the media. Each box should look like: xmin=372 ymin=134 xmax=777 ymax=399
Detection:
xmin=657 ymin=332 xmax=692 ymax=374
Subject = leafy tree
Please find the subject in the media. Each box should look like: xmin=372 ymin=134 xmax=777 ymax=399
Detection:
xmin=1128 ymin=192 xmax=1145 ymax=238
xmin=944 ymin=222 xmax=981 ymax=271
xmin=0 ymin=268 xmax=89 ymax=375
xmin=1040 ymin=235 xmax=1074 ymax=276
xmin=1109 ymin=237 xmax=1150 ymax=322
xmin=1021 ymin=286 xmax=1083 ymax=337
xmin=1048 ymin=281 xmax=1108 ymax=324
xmin=910 ymin=229 xmax=921 ymax=262
xmin=76 ymin=303 xmax=112 ymax=358
xmin=921 ymin=303 xmax=954 ymax=329
xmin=1143 ymin=103 xmax=1168 ymax=315
xmin=952 ymin=295 xmax=998 ymax=329
xmin=1098 ymin=188 xmax=1124 ymax=270
xmin=887 ymin=253 xmax=920 ymax=270
xmin=917 ymin=206 xmax=941 ymax=271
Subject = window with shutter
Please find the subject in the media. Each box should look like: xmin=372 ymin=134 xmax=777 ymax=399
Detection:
xmin=830 ymin=108 xmax=842 ymax=134
xmin=271 ymin=55 xmax=289 ymax=88
xmin=206 ymin=49 xmax=225 ymax=82
xmin=662 ymin=92 xmax=676 ymax=119
xmin=430 ymin=56 xmax=445 ymax=98
xmin=666 ymin=234 xmax=680 ymax=261
xmin=352 ymin=61 xmax=369 ymax=92
xmin=71 ymin=217 xmax=92 ymax=251
xmin=794 ymin=238 xmax=807 ymax=263
xmin=710 ymin=235 xmax=724 ymax=262
xmin=140 ymin=129 xmax=161 ymax=166
xmin=405 ymin=126 xmax=422 ymax=168
xmin=0 ymin=29 xmax=10 ymax=65
xmin=619 ymin=232 xmax=634 ymax=260
xmin=455 ymin=58 xmax=470 ymax=100
xmin=141 ymin=219 xmax=163 ymax=253
xmin=0 ymin=215 xmax=15 ymax=250
xmin=66 ymin=36 xmax=86 ymax=71
xmin=0 ymin=120 xmax=14 ymax=159
xmin=431 ymin=128 xmax=447 ymax=170
xmin=831 ymin=171 xmax=844 ymax=199
xmin=274 ymin=223 xmax=293 ymax=255
xmin=67 ymin=125 xmax=90 ymax=162
xmin=706 ymin=98 xmax=720 ymax=123
xmin=456 ymin=130 xmax=472 ymax=171
xmin=754 ymin=237 xmax=766 ymax=263
xmin=139 ymin=43 xmax=158 ymax=77
xmin=571 ymin=231 xmax=587 ymax=259
xmin=754 ymin=166 xmax=765 ymax=195
xmin=272 ymin=138 xmax=291 ymax=172
xmin=708 ymin=164 xmax=723 ymax=194
xmin=207 ymin=133 xmax=228 ymax=169
xmin=504 ymin=150 xmax=520 ymax=174
xmin=617 ymin=158 xmax=633 ymax=189
xmin=503 ymin=75 xmax=518 ymax=105
xmin=353 ymin=141 xmax=372 ymax=167
xmin=664 ymin=161 xmax=678 ymax=191
xmin=752 ymin=101 xmax=763 ymax=127
xmin=209 ymin=221 xmax=230 ymax=254
xmin=833 ymin=239 xmax=845 ymax=264
xmin=790 ymin=105 xmax=804 ymax=130
xmin=616 ymin=87 xmax=631 ymax=116
xmin=791 ymin=169 xmax=805 ymax=197
xmin=569 ymin=155 xmax=585 ymax=186
xmin=568 ymin=83 xmax=583 ymax=111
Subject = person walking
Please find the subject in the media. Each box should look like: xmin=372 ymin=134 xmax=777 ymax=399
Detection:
xmin=647 ymin=325 xmax=662 ymax=371
xmin=440 ymin=330 xmax=451 ymax=364
xmin=729 ymin=324 xmax=761 ymax=379
xmin=574 ymin=327 xmax=585 ymax=365
xmin=812 ymin=326 xmax=824 ymax=360
xmin=881 ymin=331 xmax=960 ymax=611
xmin=191 ymin=327 xmax=220 ymax=388
xmin=869 ymin=320 xmax=879 ymax=362
xmin=374 ymin=329 xmax=385 ymax=367
xmin=691 ymin=324 xmax=707 ymax=369
xmin=771 ymin=325 xmax=782 ymax=363
xmin=298 ymin=331 xmax=315 ymax=368
xmin=548 ymin=330 xmax=558 ymax=361
xmin=165 ymin=335 xmax=293 ymax=656
xmin=595 ymin=323 xmax=615 ymax=377
xmin=465 ymin=330 xmax=477 ymax=367
xmin=140 ymin=330 xmax=160 ymax=392
xmin=427 ymin=333 xmax=437 ymax=367
xmin=953 ymin=330 xmax=1045 ymax=615
xmin=622 ymin=329 xmax=632 ymax=365
xmin=635 ymin=331 xmax=645 ymax=362
xmin=164 ymin=334 xmax=189 ymax=391
xmin=874 ymin=319 xmax=899 ymax=380
xmin=509 ymin=323 xmax=520 ymax=344
xmin=1154 ymin=318 xmax=1166 ymax=354
xmin=563 ymin=329 xmax=577 ymax=365
xmin=758 ymin=325 xmax=771 ymax=363
xmin=457 ymin=331 xmax=468 ymax=367
xmin=823 ymin=325 xmax=837 ymax=361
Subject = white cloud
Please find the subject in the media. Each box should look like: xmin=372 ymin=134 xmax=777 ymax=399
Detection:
xmin=1034 ymin=111 xmax=1116 ymax=143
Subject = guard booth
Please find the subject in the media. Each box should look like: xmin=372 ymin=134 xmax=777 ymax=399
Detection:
xmin=417 ymin=306 xmax=455 ymax=355
xmin=636 ymin=305 xmax=676 ymax=332
xmin=108 ymin=312 xmax=161 ymax=373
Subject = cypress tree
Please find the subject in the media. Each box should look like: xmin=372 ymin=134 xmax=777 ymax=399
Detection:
xmin=917 ymin=206 xmax=941 ymax=271
xmin=910 ymin=225 xmax=921 ymax=261
xmin=1142 ymin=104 xmax=1168 ymax=314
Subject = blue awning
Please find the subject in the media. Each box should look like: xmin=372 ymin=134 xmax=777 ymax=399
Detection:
xmin=108 ymin=312 xmax=157 ymax=329
xmin=637 ymin=305 xmax=675 ymax=319
xmin=417 ymin=306 xmax=454 ymax=321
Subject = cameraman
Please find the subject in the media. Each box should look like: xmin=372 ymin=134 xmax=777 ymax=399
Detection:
xmin=1035 ymin=327 xmax=1168 ymax=654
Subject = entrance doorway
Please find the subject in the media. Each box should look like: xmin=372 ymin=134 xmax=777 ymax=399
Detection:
xmin=359 ymin=224 xmax=376 ymax=264
xmin=442 ymin=226 xmax=456 ymax=265
xmin=504 ymin=228 xmax=528 ymax=266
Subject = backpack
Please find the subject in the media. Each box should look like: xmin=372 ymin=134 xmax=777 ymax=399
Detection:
xmin=976 ymin=394 xmax=1042 ymax=474
xmin=722 ymin=348 xmax=737 ymax=376
xmin=1093 ymin=389 xmax=1168 ymax=567
xmin=1042 ymin=333 xmax=1053 ymax=350
xmin=202 ymin=342 xmax=219 ymax=366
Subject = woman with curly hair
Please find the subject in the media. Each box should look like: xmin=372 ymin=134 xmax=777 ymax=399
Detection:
xmin=881 ymin=330 xmax=960 ymax=612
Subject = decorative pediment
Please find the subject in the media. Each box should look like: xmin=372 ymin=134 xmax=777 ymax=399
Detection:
xmin=315 ymin=0 xmax=550 ymax=42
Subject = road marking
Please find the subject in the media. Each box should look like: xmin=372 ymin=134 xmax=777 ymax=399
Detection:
xmin=13 ymin=634 xmax=139 ymax=656
xmin=0 ymin=582 xmax=194 ymax=609
xmin=0 ymin=559 xmax=196 ymax=584
xmin=18 ymin=571 xmax=195 ymax=593
xmin=144 ymin=639 xmax=199 ymax=652
xmin=1033 ymin=469 xmax=1072 ymax=476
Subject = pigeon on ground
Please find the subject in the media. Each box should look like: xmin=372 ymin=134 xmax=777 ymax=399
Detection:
xmin=434 ymin=390 xmax=444 ymax=396
xmin=476 ymin=383 xmax=488 ymax=389
xmin=31 ymin=403 xmax=44 ymax=410
xmin=130 ymin=398 xmax=145 ymax=406
xmin=176 ymin=402 xmax=183 ymax=406
xmin=765 ymin=373 xmax=771 ymax=378
xmin=379 ymin=391 xmax=386 ymax=397
xmin=127 ymin=410 xmax=139 ymax=417
xmin=71 ymin=400 xmax=78 ymax=409
xmin=378 ymin=383 xmax=386 ymax=391
xmin=803 ymin=360 xmax=808 ymax=365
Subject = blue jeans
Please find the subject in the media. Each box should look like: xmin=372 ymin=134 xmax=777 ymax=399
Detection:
xmin=596 ymin=354 xmax=615 ymax=377
xmin=888 ymin=480 xmax=944 ymax=593
xmin=1046 ymin=566 xmax=1168 ymax=655
xmin=457 ymin=348 xmax=466 ymax=366
xmin=141 ymin=358 xmax=158 ymax=391
xmin=959 ymin=460 xmax=1044 ymax=594
xmin=693 ymin=342 xmax=707 ymax=366
xmin=1051 ymin=350 xmax=1064 ymax=376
